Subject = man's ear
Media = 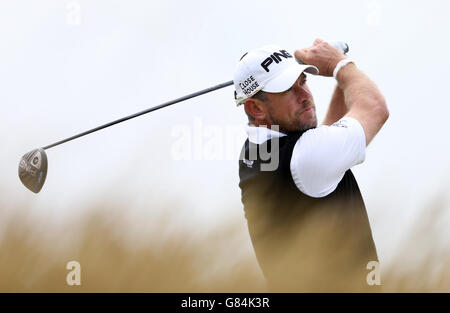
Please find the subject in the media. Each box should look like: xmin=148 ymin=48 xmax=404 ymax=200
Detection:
xmin=244 ymin=98 xmax=267 ymax=121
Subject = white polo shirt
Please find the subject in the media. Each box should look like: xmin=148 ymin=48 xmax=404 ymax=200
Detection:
xmin=246 ymin=117 xmax=366 ymax=198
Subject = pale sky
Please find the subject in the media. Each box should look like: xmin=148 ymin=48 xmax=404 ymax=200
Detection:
xmin=1 ymin=0 xmax=450 ymax=270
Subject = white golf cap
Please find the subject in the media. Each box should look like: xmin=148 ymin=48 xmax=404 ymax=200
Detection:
xmin=233 ymin=45 xmax=319 ymax=106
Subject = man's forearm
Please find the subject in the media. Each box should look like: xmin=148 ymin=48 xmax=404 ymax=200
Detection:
xmin=321 ymin=85 xmax=348 ymax=125
xmin=338 ymin=63 xmax=389 ymax=146
xmin=337 ymin=63 xmax=386 ymax=115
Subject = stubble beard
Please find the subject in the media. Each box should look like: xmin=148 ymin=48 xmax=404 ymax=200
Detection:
xmin=268 ymin=106 xmax=318 ymax=133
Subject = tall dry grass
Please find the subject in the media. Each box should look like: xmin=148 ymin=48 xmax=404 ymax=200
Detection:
xmin=0 ymin=201 xmax=266 ymax=292
xmin=380 ymin=196 xmax=450 ymax=292
xmin=0 ymin=196 xmax=449 ymax=292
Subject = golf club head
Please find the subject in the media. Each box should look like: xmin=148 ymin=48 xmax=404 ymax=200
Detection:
xmin=18 ymin=148 xmax=48 ymax=193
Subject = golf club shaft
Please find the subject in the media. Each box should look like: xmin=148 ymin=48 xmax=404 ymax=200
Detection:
xmin=42 ymin=42 xmax=348 ymax=150
xmin=42 ymin=80 xmax=234 ymax=150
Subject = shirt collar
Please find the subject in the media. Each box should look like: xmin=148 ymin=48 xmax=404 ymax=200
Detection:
xmin=246 ymin=125 xmax=287 ymax=144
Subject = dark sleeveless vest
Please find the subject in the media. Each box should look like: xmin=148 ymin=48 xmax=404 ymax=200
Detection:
xmin=239 ymin=130 xmax=379 ymax=291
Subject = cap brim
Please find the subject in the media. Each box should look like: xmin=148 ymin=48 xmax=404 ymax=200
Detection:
xmin=262 ymin=64 xmax=319 ymax=93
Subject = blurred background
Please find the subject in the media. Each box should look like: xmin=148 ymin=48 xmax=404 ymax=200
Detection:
xmin=0 ymin=0 xmax=449 ymax=291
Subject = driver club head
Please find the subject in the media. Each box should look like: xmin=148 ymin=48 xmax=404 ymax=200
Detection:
xmin=18 ymin=148 xmax=48 ymax=193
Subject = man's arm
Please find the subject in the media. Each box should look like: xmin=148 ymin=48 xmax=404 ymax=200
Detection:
xmin=295 ymin=39 xmax=389 ymax=146
xmin=321 ymin=85 xmax=347 ymax=126
xmin=337 ymin=63 xmax=389 ymax=146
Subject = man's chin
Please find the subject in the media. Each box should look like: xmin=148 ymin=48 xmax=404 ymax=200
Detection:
xmin=299 ymin=124 xmax=316 ymax=132
xmin=274 ymin=116 xmax=317 ymax=133
xmin=299 ymin=118 xmax=318 ymax=131
xmin=281 ymin=122 xmax=317 ymax=133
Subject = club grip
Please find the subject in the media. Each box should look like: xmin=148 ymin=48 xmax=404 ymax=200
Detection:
xmin=331 ymin=41 xmax=349 ymax=54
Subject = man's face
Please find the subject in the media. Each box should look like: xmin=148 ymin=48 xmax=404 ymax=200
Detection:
xmin=264 ymin=73 xmax=317 ymax=133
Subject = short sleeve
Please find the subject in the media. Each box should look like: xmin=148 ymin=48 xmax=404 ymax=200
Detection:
xmin=290 ymin=117 xmax=366 ymax=198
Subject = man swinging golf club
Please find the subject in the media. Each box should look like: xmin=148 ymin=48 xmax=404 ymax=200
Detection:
xmin=236 ymin=39 xmax=389 ymax=291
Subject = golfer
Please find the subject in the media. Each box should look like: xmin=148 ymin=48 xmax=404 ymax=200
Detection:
xmin=235 ymin=39 xmax=389 ymax=292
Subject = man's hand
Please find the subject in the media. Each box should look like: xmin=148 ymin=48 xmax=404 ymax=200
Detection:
xmin=295 ymin=39 xmax=347 ymax=77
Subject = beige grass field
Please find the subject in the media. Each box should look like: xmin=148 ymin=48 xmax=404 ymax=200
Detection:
xmin=0 ymin=197 xmax=449 ymax=292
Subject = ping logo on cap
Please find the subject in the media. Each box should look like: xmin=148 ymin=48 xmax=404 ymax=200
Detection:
xmin=261 ymin=50 xmax=293 ymax=72
xmin=233 ymin=44 xmax=318 ymax=106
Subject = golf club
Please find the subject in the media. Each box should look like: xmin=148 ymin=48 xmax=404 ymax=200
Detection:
xmin=18 ymin=42 xmax=349 ymax=193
